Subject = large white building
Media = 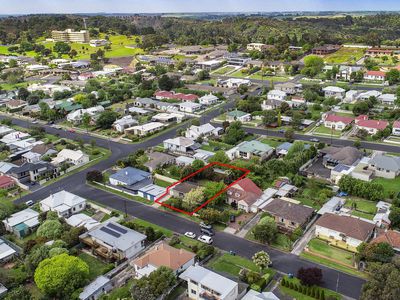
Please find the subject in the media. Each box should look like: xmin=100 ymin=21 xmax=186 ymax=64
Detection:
xmin=52 ymin=149 xmax=90 ymax=166
xmin=51 ymin=29 xmax=90 ymax=43
xmin=179 ymin=265 xmax=239 ymax=300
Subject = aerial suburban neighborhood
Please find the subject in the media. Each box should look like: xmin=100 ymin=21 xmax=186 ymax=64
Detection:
xmin=1 ymin=2 xmax=400 ymax=300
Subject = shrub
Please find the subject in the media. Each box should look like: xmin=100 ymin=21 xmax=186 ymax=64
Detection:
xmin=250 ymin=283 xmax=262 ymax=292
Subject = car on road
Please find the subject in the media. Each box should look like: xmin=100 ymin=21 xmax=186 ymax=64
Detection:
xmin=310 ymin=138 xmax=320 ymax=143
xmin=200 ymin=228 xmax=214 ymax=236
xmin=54 ymin=126 xmax=62 ymax=130
xmin=184 ymin=232 xmax=196 ymax=239
xmin=278 ymin=129 xmax=286 ymax=134
xmin=68 ymin=129 xmax=76 ymax=133
xmin=200 ymin=222 xmax=213 ymax=230
xmin=197 ymin=235 xmax=213 ymax=244
xmin=31 ymin=120 xmax=38 ymax=124
xmin=25 ymin=200 xmax=34 ymax=206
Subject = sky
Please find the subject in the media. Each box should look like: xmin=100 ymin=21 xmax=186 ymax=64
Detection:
xmin=1 ymin=0 xmax=400 ymax=14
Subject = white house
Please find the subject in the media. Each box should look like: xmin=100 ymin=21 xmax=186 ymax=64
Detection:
xmin=199 ymin=94 xmax=219 ymax=105
xmin=378 ymin=94 xmax=396 ymax=106
xmin=226 ymin=110 xmax=251 ymax=122
xmin=163 ymin=137 xmax=197 ymax=153
xmin=40 ymin=190 xmax=86 ymax=218
xmin=267 ymin=89 xmax=287 ymax=101
xmin=368 ymin=153 xmax=400 ymax=179
xmin=344 ymin=90 xmax=362 ymax=103
xmin=179 ymin=102 xmax=202 ymax=113
xmin=0 ymin=238 xmax=16 ymax=263
xmin=185 ymin=123 xmax=222 ymax=140
xmin=315 ymin=213 xmax=375 ymax=252
xmin=323 ymin=114 xmax=354 ymax=131
xmin=179 ymin=264 xmax=239 ymax=300
xmin=67 ymin=109 xmax=86 ymax=124
xmin=393 ymin=120 xmax=400 ymax=136
xmin=113 ymin=115 xmax=138 ymax=133
xmin=2 ymin=208 xmax=39 ymax=238
xmin=125 ymin=122 xmax=165 ymax=136
xmin=52 ymin=149 xmax=90 ymax=166
xmin=357 ymin=90 xmax=382 ymax=101
xmin=364 ymin=70 xmax=386 ymax=81
xmin=322 ymin=86 xmax=346 ymax=100
xmin=218 ymin=78 xmax=251 ymax=88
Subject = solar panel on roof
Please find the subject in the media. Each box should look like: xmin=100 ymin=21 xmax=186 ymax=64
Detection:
xmin=107 ymin=223 xmax=127 ymax=234
xmin=100 ymin=226 xmax=121 ymax=238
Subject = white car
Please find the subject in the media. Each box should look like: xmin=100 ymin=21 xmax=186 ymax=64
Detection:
xmin=197 ymin=235 xmax=213 ymax=244
xmin=184 ymin=232 xmax=196 ymax=239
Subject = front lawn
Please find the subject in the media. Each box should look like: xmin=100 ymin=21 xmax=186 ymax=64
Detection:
xmin=208 ymin=253 xmax=267 ymax=276
xmin=313 ymin=126 xmax=342 ymax=137
xmin=306 ymin=239 xmax=355 ymax=267
xmin=154 ymin=178 xmax=172 ymax=188
xmin=213 ymin=66 xmax=235 ymax=75
xmin=259 ymin=137 xmax=285 ymax=148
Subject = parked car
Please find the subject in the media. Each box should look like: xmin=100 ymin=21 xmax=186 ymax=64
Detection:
xmin=200 ymin=222 xmax=213 ymax=230
xmin=200 ymin=228 xmax=214 ymax=236
xmin=25 ymin=200 xmax=34 ymax=206
xmin=197 ymin=235 xmax=213 ymax=244
xmin=184 ymin=232 xmax=196 ymax=239
xmin=68 ymin=129 xmax=75 ymax=133
xmin=229 ymin=215 xmax=236 ymax=223
xmin=310 ymin=138 xmax=320 ymax=143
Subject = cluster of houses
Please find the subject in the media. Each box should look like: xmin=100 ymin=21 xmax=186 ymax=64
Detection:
xmin=0 ymin=125 xmax=89 ymax=189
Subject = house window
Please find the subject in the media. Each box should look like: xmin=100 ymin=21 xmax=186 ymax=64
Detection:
xmin=191 ymin=290 xmax=196 ymax=295
xmin=280 ymin=218 xmax=285 ymax=223
xmin=291 ymin=221 xmax=296 ymax=226
xmin=190 ymin=280 xmax=198 ymax=285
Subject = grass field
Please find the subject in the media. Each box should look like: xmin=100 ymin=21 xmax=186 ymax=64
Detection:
xmin=344 ymin=198 xmax=377 ymax=214
xmin=208 ymin=253 xmax=266 ymax=276
xmin=213 ymin=66 xmax=236 ymax=75
xmin=78 ymin=252 xmax=112 ymax=281
xmin=373 ymin=176 xmax=400 ymax=198
xmin=1 ymin=34 xmax=144 ymax=60
xmin=250 ymin=73 xmax=291 ymax=82
xmin=259 ymin=137 xmax=285 ymax=148
xmin=324 ymin=47 xmax=366 ymax=64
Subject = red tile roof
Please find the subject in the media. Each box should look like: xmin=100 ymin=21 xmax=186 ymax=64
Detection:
xmin=357 ymin=119 xmax=389 ymax=130
xmin=355 ymin=115 xmax=369 ymax=122
xmin=0 ymin=176 xmax=15 ymax=188
xmin=393 ymin=120 xmax=400 ymax=129
xmin=372 ymin=230 xmax=400 ymax=249
xmin=325 ymin=114 xmax=354 ymax=124
xmin=365 ymin=70 xmax=386 ymax=77
xmin=228 ymin=178 xmax=263 ymax=206
xmin=234 ymin=178 xmax=263 ymax=196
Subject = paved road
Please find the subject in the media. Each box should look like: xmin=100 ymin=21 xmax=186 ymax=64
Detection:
xmin=1 ymin=104 xmax=371 ymax=299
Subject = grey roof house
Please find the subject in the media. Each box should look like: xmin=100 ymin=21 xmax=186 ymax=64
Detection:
xmin=369 ymin=153 xmax=400 ymax=179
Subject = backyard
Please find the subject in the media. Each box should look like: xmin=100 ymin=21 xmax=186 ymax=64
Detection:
xmin=373 ymin=176 xmax=400 ymax=199
xmin=78 ymin=252 xmax=113 ymax=281
xmin=344 ymin=198 xmax=377 ymax=220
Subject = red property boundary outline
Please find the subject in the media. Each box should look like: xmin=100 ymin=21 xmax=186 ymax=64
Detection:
xmin=155 ymin=161 xmax=250 ymax=216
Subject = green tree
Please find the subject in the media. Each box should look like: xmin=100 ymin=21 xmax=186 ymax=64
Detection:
xmin=301 ymin=55 xmax=324 ymax=77
xmin=389 ymin=207 xmax=400 ymax=229
xmin=252 ymin=217 xmax=278 ymax=244
xmin=34 ymin=254 xmax=89 ymax=298
xmin=209 ymin=151 xmax=229 ymax=164
xmin=223 ymin=121 xmax=245 ymax=145
xmin=183 ymin=187 xmax=206 ymax=210
xmin=4 ymin=286 xmax=32 ymax=300
xmin=357 ymin=242 xmax=395 ymax=263
xmin=96 ymin=111 xmax=119 ymax=129
xmin=36 ymin=219 xmax=63 ymax=240
xmin=53 ymin=42 xmax=71 ymax=55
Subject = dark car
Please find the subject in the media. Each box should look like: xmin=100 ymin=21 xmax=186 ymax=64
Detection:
xmin=200 ymin=228 xmax=214 ymax=236
xmin=229 ymin=215 xmax=236 ymax=223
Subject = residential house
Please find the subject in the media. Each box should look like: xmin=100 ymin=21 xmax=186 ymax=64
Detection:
xmin=52 ymin=149 xmax=89 ymax=166
xmin=226 ymin=110 xmax=251 ymax=122
xmin=368 ymin=153 xmax=400 ymax=179
xmin=322 ymin=86 xmax=346 ymax=100
xmin=276 ymin=142 xmax=310 ymax=157
xmin=364 ymin=70 xmax=386 ymax=81
xmin=336 ymin=65 xmax=362 ymax=81
xmin=199 ymin=94 xmax=219 ymax=105
xmin=321 ymin=146 xmax=363 ymax=169
xmin=154 ymin=91 xmax=199 ymax=102
xmin=109 ymin=167 xmax=151 ymax=188
xmin=185 ymin=124 xmax=222 ymax=140
xmin=357 ymin=90 xmax=382 ymax=101
xmin=151 ymin=113 xmax=185 ymax=123
xmin=0 ymin=162 xmax=17 ymax=175
xmin=7 ymin=162 xmax=57 ymax=183
xmin=144 ymin=152 xmax=175 ymax=172
xmin=323 ymin=114 xmax=354 ymax=131
xmin=393 ymin=120 xmax=400 ymax=136
xmin=79 ymin=276 xmax=113 ymax=300
xmin=247 ymin=43 xmax=273 ymax=51
xmin=0 ymin=238 xmax=16 ymax=263
xmin=132 ymin=241 xmax=195 ymax=278
xmin=263 ymin=198 xmax=314 ymax=232
xmin=113 ymin=115 xmax=138 ymax=133
xmin=317 ymin=196 xmax=345 ymax=215
xmin=378 ymin=94 xmax=396 ymax=105
xmin=224 ymin=54 xmax=251 ymax=66
xmin=366 ymin=48 xmax=393 ymax=57
xmin=66 ymin=213 xmax=100 ymax=230
xmin=371 ymin=230 xmax=400 ymax=253
xmin=80 ymin=221 xmax=146 ymax=261
xmin=2 ymin=208 xmax=39 ymax=238
xmin=196 ymin=60 xmax=223 ymax=71
xmin=226 ymin=178 xmax=263 ymax=212
xmin=163 ymin=137 xmax=199 ymax=154
xmin=311 ymin=44 xmax=341 ymax=55
xmin=179 ymin=264 xmax=239 ymax=300
xmin=226 ymin=140 xmax=274 ymax=161
xmin=355 ymin=116 xmax=389 ymax=135
xmin=170 ymin=181 xmax=200 ymax=199
xmin=40 ymin=190 xmax=86 ymax=218
xmin=176 ymin=156 xmax=195 ymax=166
xmin=6 ymin=99 xmax=27 ymax=112
xmin=125 ymin=122 xmax=165 ymax=136
xmin=275 ymin=82 xmax=302 ymax=95
xmin=267 ymin=90 xmax=287 ymax=101
xmin=315 ymin=213 xmax=375 ymax=251
xmin=242 ymin=290 xmax=280 ymax=300
xmin=344 ymin=90 xmax=362 ymax=103
xmin=217 ymin=78 xmax=251 ymax=88
xmin=30 ymin=144 xmax=57 ymax=158
xmin=179 ymin=102 xmax=202 ymax=113
xmin=21 ymin=151 xmax=41 ymax=163
xmin=374 ymin=201 xmax=392 ymax=228
xmin=0 ymin=176 xmax=15 ymax=189
xmin=0 ymin=125 xmax=14 ymax=137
